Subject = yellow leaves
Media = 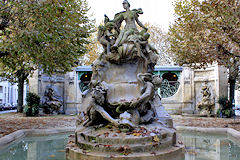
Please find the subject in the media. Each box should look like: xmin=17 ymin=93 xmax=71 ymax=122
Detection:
xmin=57 ymin=150 xmax=65 ymax=152
xmin=207 ymin=17 xmax=215 ymax=24
xmin=48 ymin=154 xmax=56 ymax=158
xmin=132 ymin=133 xmax=141 ymax=136
xmin=152 ymin=135 xmax=160 ymax=142
xmin=84 ymin=30 xmax=101 ymax=65
xmin=169 ymin=0 xmax=240 ymax=68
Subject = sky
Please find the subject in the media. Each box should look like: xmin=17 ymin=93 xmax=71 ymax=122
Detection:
xmin=87 ymin=0 xmax=175 ymax=31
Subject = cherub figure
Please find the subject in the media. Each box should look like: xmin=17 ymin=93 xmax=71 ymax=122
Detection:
xmin=98 ymin=15 xmax=118 ymax=53
xmin=83 ymin=85 xmax=120 ymax=127
xmin=129 ymin=73 xmax=154 ymax=123
xmin=136 ymin=29 xmax=159 ymax=72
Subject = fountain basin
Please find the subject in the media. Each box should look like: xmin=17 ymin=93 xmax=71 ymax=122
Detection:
xmin=0 ymin=127 xmax=239 ymax=160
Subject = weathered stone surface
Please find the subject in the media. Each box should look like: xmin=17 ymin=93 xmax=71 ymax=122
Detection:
xmin=68 ymin=0 xmax=181 ymax=159
xmin=67 ymin=122 xmax=183 ymax=160
xmin=196 ymin=81 xmax=215 ymax=116
xmin=66 ymin=145 xmax=183 ymax=160
xmin=42 ymin=88 xmax=63 ymax=114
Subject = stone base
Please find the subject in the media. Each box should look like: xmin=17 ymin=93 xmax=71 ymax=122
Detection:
xmin=66 ymin=145 xmax=183 ymax=160
xmin=66 ymin=122 xmax=184 ymax=160
xmin=182 ymin=113 xmax=213 ymax=117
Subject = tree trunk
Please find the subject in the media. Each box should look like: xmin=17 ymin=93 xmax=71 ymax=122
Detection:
xmin=16 ymin=70 xmax=29 ymax=113
xmin=229 ymin=79 xmax=236 ymax=106
xmin=17 ymin=76 xmax=24 ymax=113
xmin=228 ymin=59 xmax=239 ymax=107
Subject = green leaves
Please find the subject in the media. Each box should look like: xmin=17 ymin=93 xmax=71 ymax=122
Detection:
xmin=0 ymin=0 xmax=94 ymax=80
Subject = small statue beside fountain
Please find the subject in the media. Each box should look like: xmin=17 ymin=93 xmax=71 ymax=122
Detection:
xmin=67 ymin=1 xmax=183 ymax=159
xmin=197 ymin=81 xmax=215 ymax=116
xmin=42 ymin=88 xmax=63 ymax=114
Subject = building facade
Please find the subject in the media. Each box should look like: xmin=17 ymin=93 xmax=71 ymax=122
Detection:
xmin=0 ymin=80 xmax=18 ymax=106
xmin=28 ymin=64 xmax=228 ymax=115
xmin=162 ymin=64 xmax=228 ymax=114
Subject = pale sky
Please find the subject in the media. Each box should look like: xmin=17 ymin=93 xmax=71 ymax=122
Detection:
xmin=87 ymin=0 xmax=175 ymax=31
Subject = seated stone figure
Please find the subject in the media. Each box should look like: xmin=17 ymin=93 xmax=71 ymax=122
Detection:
xmin=197 ymin=81 xmax=214 ymax=116
xmin=112 ymin=0 xmax=147 ymax=48
xmin=98 ymin=1 xmax=159 ymax=69
xmin=129 ymin=73 xmax=162 ymax=124
xmin=42 ymin=88 xmax=62 ymax=114
xmin=83 ymin=84 xmax=120 ymax=127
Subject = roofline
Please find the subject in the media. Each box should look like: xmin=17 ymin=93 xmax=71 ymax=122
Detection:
xmin=75 ymin=65 xmax=183 ymax=72
xmin=154 ymin=66 xmax=183 ymax=71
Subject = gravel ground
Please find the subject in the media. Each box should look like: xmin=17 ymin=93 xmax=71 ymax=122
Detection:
xmin=0 ymin=113 xmax=76 ymax=138
xmin=173 ymin=115 xmax=240 ymax=131
xmin=0 ymin=113 xmax=240 ymax=138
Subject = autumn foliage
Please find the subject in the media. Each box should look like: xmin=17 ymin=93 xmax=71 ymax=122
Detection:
xmin=169 ymin=0 xmax=240 ymax=102
xmin=169 ymin=0 xmax=240 ymax=68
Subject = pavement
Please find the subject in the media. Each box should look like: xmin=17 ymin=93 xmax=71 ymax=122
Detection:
xmin=0 ymin=110 xmax=17 ymax=114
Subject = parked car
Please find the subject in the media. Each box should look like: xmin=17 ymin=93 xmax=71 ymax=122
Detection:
xmin=0 ymin=104 xmax=3 ymax=111
xmin=3 ymin=103 xmax=11 ymax=110
xmin=11 ymin=103 xmax=17 ymax=110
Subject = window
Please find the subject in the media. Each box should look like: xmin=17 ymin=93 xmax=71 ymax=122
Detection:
xmin=79 ymin=72 xmax=92 ymax=93
xmin=160 ymin=72 xmax=180 ymax=98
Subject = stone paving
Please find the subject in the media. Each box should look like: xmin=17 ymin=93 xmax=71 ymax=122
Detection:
xmin=0 ymin=113 xmax=240 ymax=139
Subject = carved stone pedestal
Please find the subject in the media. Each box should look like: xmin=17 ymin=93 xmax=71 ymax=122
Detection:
xmin=66 ymin=1 xmax=183 ymax=159
xmin=66 ymin=122 xmax=183 ymax=160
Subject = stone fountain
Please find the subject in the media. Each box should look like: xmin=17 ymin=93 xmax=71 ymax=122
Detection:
xmin=66 ymin=1 xmax=183 ymax=159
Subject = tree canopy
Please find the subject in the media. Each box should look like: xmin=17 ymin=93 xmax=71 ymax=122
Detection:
xmin=0 ymin=0 xmax=94 ymax=80
xmin=0 ymin=0 xmax=94 ymax=111
xmin=82 ymin=26 xmax=100 ymax=65
xmin=146 ymin=23 xmax=174 ymax=66
xmin=169 ymin=0 xmax=240 ymax=68
xmin=169 ymin=0 xmax=240 ymax=102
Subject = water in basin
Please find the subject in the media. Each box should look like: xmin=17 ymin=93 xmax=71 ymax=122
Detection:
xmin=0 ymin=131 xmax=240 ymax=160
xmin=0 ymin=133 xmax=71 ymax=160
xmin=179 ymin=132 xmax=240 ymax=160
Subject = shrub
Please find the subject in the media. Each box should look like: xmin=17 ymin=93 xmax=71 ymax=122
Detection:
xmin=217 ymin=96 xmax=233 ymax=118
xmin=216 ymin=109 xmax=221 ymax=117
xmin=223 ymin=109 xmax=232 ymax=118
xmin=26 ymin=92 xmax=40 ymax=107
xmin=218 ymin=96 xmax=231 ymax=110
xmin=23 ymin=92 xmax=40 ymax=116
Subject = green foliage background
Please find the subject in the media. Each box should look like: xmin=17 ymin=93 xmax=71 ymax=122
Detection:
xmin=0 ymin=0 xmax=94 ymax=80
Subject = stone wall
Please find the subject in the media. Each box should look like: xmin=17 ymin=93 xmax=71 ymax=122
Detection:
xmin=28 ymin=64 xmax=228 ymax=115
xmin=162 ymin=64 xmax=228 ymax=115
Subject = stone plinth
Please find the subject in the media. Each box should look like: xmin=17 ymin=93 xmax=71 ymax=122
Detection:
xmin=66 ymin=122 xmax=183 ymax=160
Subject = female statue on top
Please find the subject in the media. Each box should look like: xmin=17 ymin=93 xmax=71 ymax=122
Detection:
xmin=112 ymin=0 xmax=148 ymax=48
xmin=97 ymin=0 xmax=158 ymax=70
